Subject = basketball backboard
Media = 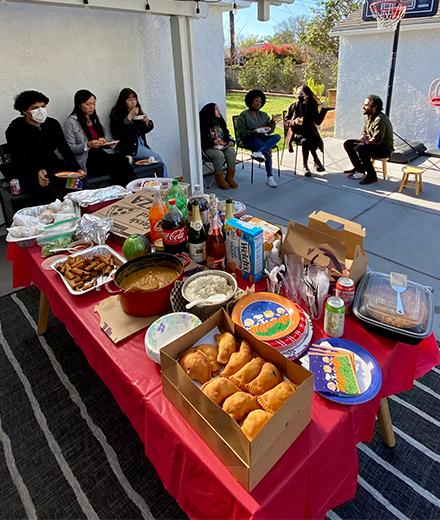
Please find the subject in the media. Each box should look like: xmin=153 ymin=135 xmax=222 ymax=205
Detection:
xmin=363 ymin=0 xmax=439 ymax=21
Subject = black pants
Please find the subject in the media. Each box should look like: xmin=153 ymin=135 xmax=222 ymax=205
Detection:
xmin=343 ymin=139 xmax=390 ymax=179
xmin=87 ymin=148 xmax=133 ymax=186
xmin=296 ymin=136 xmax=322 ymax=168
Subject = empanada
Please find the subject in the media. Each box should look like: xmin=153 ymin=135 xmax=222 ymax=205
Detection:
xmin=201 ymin=377 xmax=239 ymax=405
xmin=179 ymin=349 xmax=211 ymax=384
xmin=245 ymin=362 xmax=283 ymax=395
xmin=214 ymin=332 xmax=238 ymax=365
xmin=196 ymin=344 xmax=220 ymax=374
xmin=222 ymin=391 xmax=260 ymax=422
xmin=241 ymin=410 xmax=273 ymax=441
xmin=222 ymin=340 xmax=252 ymax=377
xmin=257 ymin=381 xmax=296 ymax=414
xmin=229 ymin=357 xmax=264 ymax=390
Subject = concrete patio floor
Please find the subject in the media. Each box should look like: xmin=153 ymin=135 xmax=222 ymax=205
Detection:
xmin=208 ymin=137 xmax=440 ymax=338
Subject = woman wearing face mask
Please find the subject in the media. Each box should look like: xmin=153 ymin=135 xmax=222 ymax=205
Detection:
xmin=5 ymin=90 xmax=84 ymax=201
xmin=235 ymin=89 xmax=280 ymax=188
xmin=63 ymin=89 xmax=133 ymax=186
xmin=199 ymin=103 xmax=237 ymax=189
xmin=109 ymin=88 xmax=168 ymax=177
xmin=284 ymin=85 xmax=327 ymax=177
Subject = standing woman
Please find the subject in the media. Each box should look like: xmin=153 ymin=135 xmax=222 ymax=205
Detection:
xmin=63 ymin=89 xmax=133 ymax=186
xmin=199 ymin=103 xmax=237 ymax=189
xmin=110 ymin=88 xmax=168 ymax=177
xmin=284 ymin=85 xmax=327 ymax=177
xmin=235 ymin=89 xmax=280 ymax=188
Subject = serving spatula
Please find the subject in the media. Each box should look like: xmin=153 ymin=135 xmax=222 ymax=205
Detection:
xmin=390 ymin=272 xmax=407 ymax=315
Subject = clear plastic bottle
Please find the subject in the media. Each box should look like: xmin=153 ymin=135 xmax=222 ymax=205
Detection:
xmin=165 ymin=179 xmax=188 ymax=219
xmin=148 ymin=185 xmax=166 ymax=244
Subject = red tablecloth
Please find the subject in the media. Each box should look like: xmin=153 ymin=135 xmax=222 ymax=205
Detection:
xmin=6 ymin=243 xmax=440 ymax=519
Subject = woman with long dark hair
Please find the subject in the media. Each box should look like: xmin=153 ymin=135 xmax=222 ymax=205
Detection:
xmin=63 ymin=89 xmax=132 ymax=185
xmin=199 ymin=103 xmax=236 ymax=189
xmin=284 ymin=85 xmax=327 ymax=177
xmin=109 ymin=88 xmax=168 ymax=176
xmin=235 ymin=89 xmax=280 ymax=188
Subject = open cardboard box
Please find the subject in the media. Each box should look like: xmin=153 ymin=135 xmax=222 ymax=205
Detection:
xmin=161 ymin=309 xmax=313 ymax=491
xmin=281 ymin=211 xmax=368 ymax=284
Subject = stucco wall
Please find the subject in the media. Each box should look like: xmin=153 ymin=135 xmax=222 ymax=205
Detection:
xmin=0 ymin=2 xmax=226 ymax=178
xmin=335 ymin=29 xmax=440 ymax=148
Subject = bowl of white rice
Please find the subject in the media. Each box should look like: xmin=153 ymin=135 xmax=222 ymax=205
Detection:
xmin=181 ymin=270 xmax=237 ymax=319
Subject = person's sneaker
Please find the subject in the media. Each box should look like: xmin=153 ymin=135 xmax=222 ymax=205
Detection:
xmin=344 ymin=167 xmax=357 ymax=174
xmin=359 ymin=176 xmax=378 ymax=185
xmin=314 ymin=162 xmax=325 ymax=172
xmin=304 ymin=169 xmax=312 ymax=177
xmin=251 ymin=151 xmax=265 ymax=162
xmin=266 ymin=176 xmax=278 ymax=188
xmin=351 ymin=172 xmax=365 ymax=180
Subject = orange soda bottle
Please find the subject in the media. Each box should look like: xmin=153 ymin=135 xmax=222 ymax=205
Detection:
xmin=149 ymin=185 xmax=166 ymax=244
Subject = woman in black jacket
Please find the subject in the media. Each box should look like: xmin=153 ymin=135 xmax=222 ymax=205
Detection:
xmin=284 ymin=85 xmax=327 ymax=177
xmin=199 ymin=103 xmax=237 ymax=189
xmin=110 ymin=88 xmax=168 ymax=176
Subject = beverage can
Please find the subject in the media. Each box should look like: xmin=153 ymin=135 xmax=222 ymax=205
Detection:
xmin=335 ymin=277 xmax=355 ymax=314
xmin=10 ymin=179 xmax=22 ymax=195
xmin=324 ymin=296 xmax=345 ymax=338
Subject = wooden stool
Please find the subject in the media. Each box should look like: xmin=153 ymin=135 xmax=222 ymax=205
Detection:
xmin=399 ymin=166 xmax=425 ymax=196
xmin=373 ymin=158 xmax=389 ymax=180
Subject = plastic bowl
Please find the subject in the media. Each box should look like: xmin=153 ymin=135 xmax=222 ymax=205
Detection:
xmin=144 ymin=312 xmax=202 ymax=364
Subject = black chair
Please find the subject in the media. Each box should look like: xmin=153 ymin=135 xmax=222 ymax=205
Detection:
xmin=201 ymin=150 xmax=230 ymax=189
xmin=232 ymin=115 xmax=280 ymax=184
xmin=281 ymin=110 xmax=325 ymax=175
xmin=0 ymin=143 xmax=35 ymax=226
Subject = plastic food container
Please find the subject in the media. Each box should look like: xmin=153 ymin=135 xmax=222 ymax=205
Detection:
xmin=352 ymin=271 xmax=433 ymax=344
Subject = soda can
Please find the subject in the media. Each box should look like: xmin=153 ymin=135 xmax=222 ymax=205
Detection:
xmin=324 ymin=296 xmax=345 ymax=338
xmin=335 ymin=276 xmax=355 ymax=314
xmin=10 ymin=178 xmax=21 ymax=195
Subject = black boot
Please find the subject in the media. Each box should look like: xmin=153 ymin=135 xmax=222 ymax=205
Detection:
xmin=304 ymin=165 xmax=312 ymax=177
xmin=314 ymin=160 xmax=325 ymax=172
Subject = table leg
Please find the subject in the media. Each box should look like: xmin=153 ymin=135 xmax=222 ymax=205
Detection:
xmin=377 ymin=398 xmax=396 ymax=447
xmin=37 ymin=291 xmax=50 ymax=335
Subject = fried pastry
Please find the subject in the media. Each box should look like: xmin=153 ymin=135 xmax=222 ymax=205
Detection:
xmin=222 ymin=391 xmax=260 ymax=422
xmin=222 ymin=340 xmax=252 ymax=377
xmin=196 ymin=344 xmax=220 ymax=374
xmin=257 ymin=381 xmax=296 ymax=414
xmin=229 ymin=357 xmax=264 ymax=390
xmin=214 ymin=332 xmax=238 ymax=365
xmin=179 ymin=349 xmax=211 ymax=384
xmin=201 ymin=377 xmax=239 ymax=405
xmin=241 ymin=410 xmax=273 ymax=441
xmin=245 ymin=362 xmax=283 ymax=395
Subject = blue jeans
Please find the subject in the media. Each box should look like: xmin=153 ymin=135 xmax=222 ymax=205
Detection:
xmin=135 ymin=140 xmax=168 ymax=177
xmin=244 ymin=134 xmax=280 ymax=177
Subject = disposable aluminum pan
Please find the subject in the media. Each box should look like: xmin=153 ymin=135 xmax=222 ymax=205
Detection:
xmin=352 ymin=271 xmax=434 ymax=344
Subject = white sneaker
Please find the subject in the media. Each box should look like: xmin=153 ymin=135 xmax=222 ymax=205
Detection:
xmin=351 ymin=172 xmax=365 ymax=180
xmin=251 ymin=151 xmax=265 ymax=161
xmin=266 ymin=176 xmax=278 ymax=188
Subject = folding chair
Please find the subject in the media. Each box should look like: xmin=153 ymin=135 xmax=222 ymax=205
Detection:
xmin=232 ymin=115 xmax=280 ymax=184
xmin=202 ymin=150 xmax=226 ymax=189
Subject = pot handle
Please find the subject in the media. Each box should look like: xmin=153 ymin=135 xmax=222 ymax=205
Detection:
xmin=105 ymin=279 xmax=122 ymax=295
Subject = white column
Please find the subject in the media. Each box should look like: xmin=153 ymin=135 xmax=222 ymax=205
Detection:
xmin=170 ymin=15 xmax=203 ymax=188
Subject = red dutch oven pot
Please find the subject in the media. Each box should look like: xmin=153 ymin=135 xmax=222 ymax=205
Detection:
xmin=108 ymin=253 xmax=183 ymax=317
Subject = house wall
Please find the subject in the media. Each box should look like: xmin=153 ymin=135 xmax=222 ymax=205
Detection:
xmin=335 ymin=28 xmax=440 ymax=148
xmin=0 ymin=2 xmax=225 ymax=177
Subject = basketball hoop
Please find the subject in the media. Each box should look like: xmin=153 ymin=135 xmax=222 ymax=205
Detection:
xmin=370 ymin=1 xmax=407 ymax=31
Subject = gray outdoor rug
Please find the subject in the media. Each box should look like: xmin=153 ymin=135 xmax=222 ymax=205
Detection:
xmin=0 ymin=287 xmax=439 ymax=519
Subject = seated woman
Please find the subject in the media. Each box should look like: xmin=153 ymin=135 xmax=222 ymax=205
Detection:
xmin=199 ymin=103 xmax=237 ymax=189
xmin=6 ymin=90 xmax=84 ymax=202
xmin=235 ymin=89 xmax=280 ymax=188
xmin=284 ymin=85 xmax=327 ymax=177
xmin=109 ymin=88 xmax=168 ymax=177
xmin=63 ymin=89 xmax=133 ymax=186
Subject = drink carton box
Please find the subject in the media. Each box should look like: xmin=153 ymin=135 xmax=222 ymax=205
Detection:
xmin=225 ymin=218 xmax=264 ymax=283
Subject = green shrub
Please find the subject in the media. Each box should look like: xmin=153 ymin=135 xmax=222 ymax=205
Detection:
xmin=237 ymin=53 xmax=279 ymax=92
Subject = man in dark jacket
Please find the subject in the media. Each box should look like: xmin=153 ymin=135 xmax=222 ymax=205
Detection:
xmin=343 ymin=95 xmax=394 ymax=185
xmin=6 ymin=90 xmax=84 ymax=202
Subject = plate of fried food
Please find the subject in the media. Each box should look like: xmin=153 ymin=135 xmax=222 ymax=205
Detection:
xmin=51 ymin=245 xmax=125 ymax=294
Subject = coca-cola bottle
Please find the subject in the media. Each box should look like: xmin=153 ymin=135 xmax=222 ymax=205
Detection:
xmin=162 ymin=199 xmax=187 ymax=255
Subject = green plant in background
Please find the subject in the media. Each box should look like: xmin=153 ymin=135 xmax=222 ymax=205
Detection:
xmin=306 ymin=77 xmax=325 ymax=98
xmin=238 ymin=52 xmax=279 ymax=92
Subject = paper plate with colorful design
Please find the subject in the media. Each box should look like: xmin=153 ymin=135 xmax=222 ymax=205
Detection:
xmin=232 ymin=292 xmax=300 ymax=341
xmin=145 ymin=312 xmax=202 ymax=364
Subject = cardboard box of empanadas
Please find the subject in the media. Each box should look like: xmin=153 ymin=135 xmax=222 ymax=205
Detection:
xmin=160 ymin=309 xmax=313 ymax=491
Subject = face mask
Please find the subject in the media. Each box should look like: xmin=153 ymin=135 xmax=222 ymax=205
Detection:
xmin=298 ymin=94 xmax=305 ymax=103
xmin=30 ymin=107 xmax=48 ymax=123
